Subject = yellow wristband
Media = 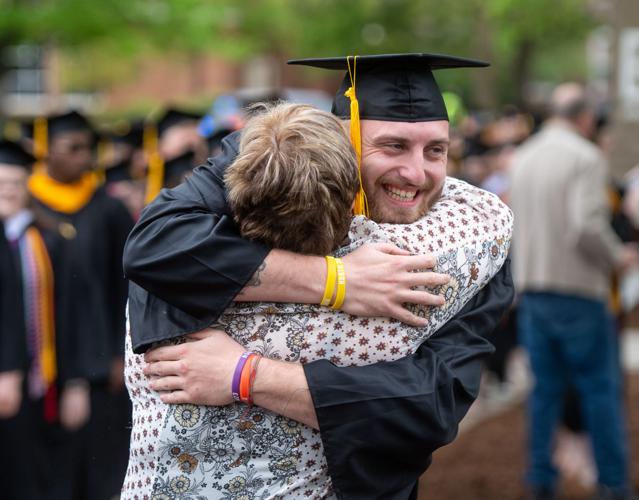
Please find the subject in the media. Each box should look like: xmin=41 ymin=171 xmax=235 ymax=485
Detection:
xmin=330 ymin=258 xmax=346 ymax=310
xmin=321 ymin=256 xmax=337 ymax=307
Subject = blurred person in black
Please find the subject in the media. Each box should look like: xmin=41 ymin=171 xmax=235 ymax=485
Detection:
xmin=124 ymin=53 xmax=514 ymax=499
xmin=104 ymin=120 xmax=147 ymax=220
xmin=0 ymin=140 xmax=90 ymax=499
xmin=156 ymin=107 xmax=208 ymax=164
xmin=27 ymin=112 xmax=134 ymax=500
xmin=161 ymin=149 xmax=196 ymax=188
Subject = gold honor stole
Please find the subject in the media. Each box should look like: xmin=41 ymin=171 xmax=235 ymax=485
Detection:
xmin=28 ymin=171 xmax=98 ymax=214
xmin=20 ymin=227 xmax=57 ymax=421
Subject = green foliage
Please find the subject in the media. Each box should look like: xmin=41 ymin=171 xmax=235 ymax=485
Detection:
xmin=0 ymin=0 xmax=601 ymax=107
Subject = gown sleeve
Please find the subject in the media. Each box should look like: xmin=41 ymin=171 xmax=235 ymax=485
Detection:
xmin=0 ymin=224 xmax=23 ymax=373
xmin=303 ymin=259 xmax=514 ymax=499
xmin=106 ymin=197 xmax=134 ymax=357
xmin=123 ymin=131 xmax=269 ymax=322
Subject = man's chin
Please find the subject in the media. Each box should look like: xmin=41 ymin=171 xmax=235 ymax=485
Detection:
xmin=369 ymin=203 xmax=427 ymax=224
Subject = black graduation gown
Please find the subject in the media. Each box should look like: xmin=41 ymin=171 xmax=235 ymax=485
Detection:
xmin=124 ymin=132 xmax=514 ymax=499
xmin=0 ymin=224 xmax=37 ymax=499
xmin=32 ymin=187 xmax=134 ymax=499
xmin=33 ymin=187 xmax=133 ymax=381
xmin=0 ymin=220 xmax=76 ymax=500
xmin=0 ymin=222 xmax=22 ymax=373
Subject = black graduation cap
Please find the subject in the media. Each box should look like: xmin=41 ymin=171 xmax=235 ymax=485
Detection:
xmin=46 ymin=110 xmax=94 ymax=138
xmin=112 ymin=120 xmax=145 ymax=148
xmin=288 ymin=53 xmax=489 ymax=122
xmin=463 ymin=136 xmax=489 ymax=159
xmin=104 ymin=158 xmax=132 ymax=183
xmin=163 ymin=150 xmax=195 ymax=187
xmin=0 ymin=140 xmax=36 ymax=169
xmin=157 ymin=108 xmax=202 ymax=137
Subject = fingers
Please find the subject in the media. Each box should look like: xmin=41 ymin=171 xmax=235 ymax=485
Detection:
xmin=144 ymin=344 xmax=185 ymax=363
xmin=185 ymin=328 xmax=222 ymax=341
xmin=159 ymin=390 xmax=190 ymax=405
xmin=400 ymin=289 xmax=445 ymax=307
xmin=143 ymin=360 xmax=185 ymax=378
xmin=400 ymin=253 xmax=437 ymax=270
xmin=390 ymin=307 xmax=429 ymax=327
xmin=149 ymin=376 xmax=184 ymax=393
xmin=372 ymin=243 xmax=411 ymax=256
xmin=404 ymin=271 xmax=450 ymax=288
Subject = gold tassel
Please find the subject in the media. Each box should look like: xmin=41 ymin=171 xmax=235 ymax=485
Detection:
xmin=143 ymin=123 xmax=164 ymax=205
xmin=345 ymin=56 xmax=369 ymax=217
xmin=33 ymin=117 xmax=48 ymax=174
xmin=94 ymin=138 xmax=109 ymax=185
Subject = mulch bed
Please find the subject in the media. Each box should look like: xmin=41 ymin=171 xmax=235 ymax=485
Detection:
xmin=418 ymin=374 xmax=639 ymax=499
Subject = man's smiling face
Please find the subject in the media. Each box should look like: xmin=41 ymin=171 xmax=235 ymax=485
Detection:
xmin=360 ymin=119 xmax=449 ymax=224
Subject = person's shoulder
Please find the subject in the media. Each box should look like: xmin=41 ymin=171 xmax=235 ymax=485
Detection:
xmin=93 ymin=186 xmax=129 ymax=209
xmin=90 ymin=186 xmax=134 ymax=223
xmin=512 ymin=129 xmax=547 ymax=158
xmin=171 ymin=130 xmax=241 ymax=206
xmin=204 ymin=130 xmax=241 ymax=177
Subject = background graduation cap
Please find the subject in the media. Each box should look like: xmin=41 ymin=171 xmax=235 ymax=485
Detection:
xmin=104 ymin=158 xmax=132 ymax=184
xmin=163 ymin=150 xmax=195 ymax=188
xmin=157 ymin=108 xmax=202 ymax=137
xmin=23 ymin=111 xmax=97 ymax=171
xmin=46 ymin=110 xmax=95 ymax=138
xmin=287 ymin=52 xmax=489 ymax=215
xmin=0 ymin=140 xmax=36 ymax=170
xmin=111 ymin=120 xmax=145 ymax=148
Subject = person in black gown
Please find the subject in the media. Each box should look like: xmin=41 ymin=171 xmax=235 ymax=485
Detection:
xmin=27 ymin=113 xmax=134 ymax=499
xmin=0 ymin=139 xmax=93 ymax=499
xmin=124 ymin=54 xmax=514 ymax=499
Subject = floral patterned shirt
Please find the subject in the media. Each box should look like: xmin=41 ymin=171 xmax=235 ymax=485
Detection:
xmin=122 ymin=177 xmax=513 ymax=500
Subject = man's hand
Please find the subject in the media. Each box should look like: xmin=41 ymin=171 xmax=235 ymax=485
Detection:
xmin=342 ymin=243 xmax=450 ymax=326
xmin=144 ymin=329 xmax=244 ymax=406
xmin=0 ymin=370 xmax=23 ymax=418
xmin=60 ymin=380 xmax=90 ymax=431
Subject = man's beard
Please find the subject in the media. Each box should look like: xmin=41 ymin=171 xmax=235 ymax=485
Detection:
xmin=367 ymin=184 xmax=443 ymax=224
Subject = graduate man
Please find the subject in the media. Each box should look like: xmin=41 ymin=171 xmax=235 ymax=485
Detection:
xmin=28 ymin=112 xmax=134 ymax=500
xmin=124 ymin=54 xmax=514 ymax=499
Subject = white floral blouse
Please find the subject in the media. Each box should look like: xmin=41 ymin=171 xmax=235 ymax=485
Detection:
xmin=122 ymin=177 xmax=513 ymax=500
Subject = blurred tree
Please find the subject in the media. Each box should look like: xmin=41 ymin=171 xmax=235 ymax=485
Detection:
xmin=0 ymin=0 xmax=600 ymax=115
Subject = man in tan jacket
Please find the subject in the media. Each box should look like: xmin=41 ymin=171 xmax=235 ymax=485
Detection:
xmin=510 ymin=82 xmax=638 ymax=500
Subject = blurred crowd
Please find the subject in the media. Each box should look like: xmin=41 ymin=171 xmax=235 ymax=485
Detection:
xmin=0 ymin=81 xmax=638 ymax=499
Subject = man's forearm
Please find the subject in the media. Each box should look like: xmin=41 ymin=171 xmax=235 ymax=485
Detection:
xmin=252 ymin=358 xmax=319 ymax=429
xmin=237 ymin=249 xmax=325 ymax=304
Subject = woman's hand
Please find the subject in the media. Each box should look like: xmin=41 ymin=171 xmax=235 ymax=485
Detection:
xmin=0 ymin=370 xmax=23 ymax=418
xmin=60 ymin=380 xmax=91 ymax=431
xmin=341 ymin=243 xmax=449 ymax=326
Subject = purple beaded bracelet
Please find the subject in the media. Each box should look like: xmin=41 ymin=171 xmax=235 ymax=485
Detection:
xmin=231 ymin=352 xmax=252 ymax=402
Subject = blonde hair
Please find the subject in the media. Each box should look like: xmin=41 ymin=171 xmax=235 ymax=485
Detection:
xmin=225 ymin=102 xmax=358 ymax=255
